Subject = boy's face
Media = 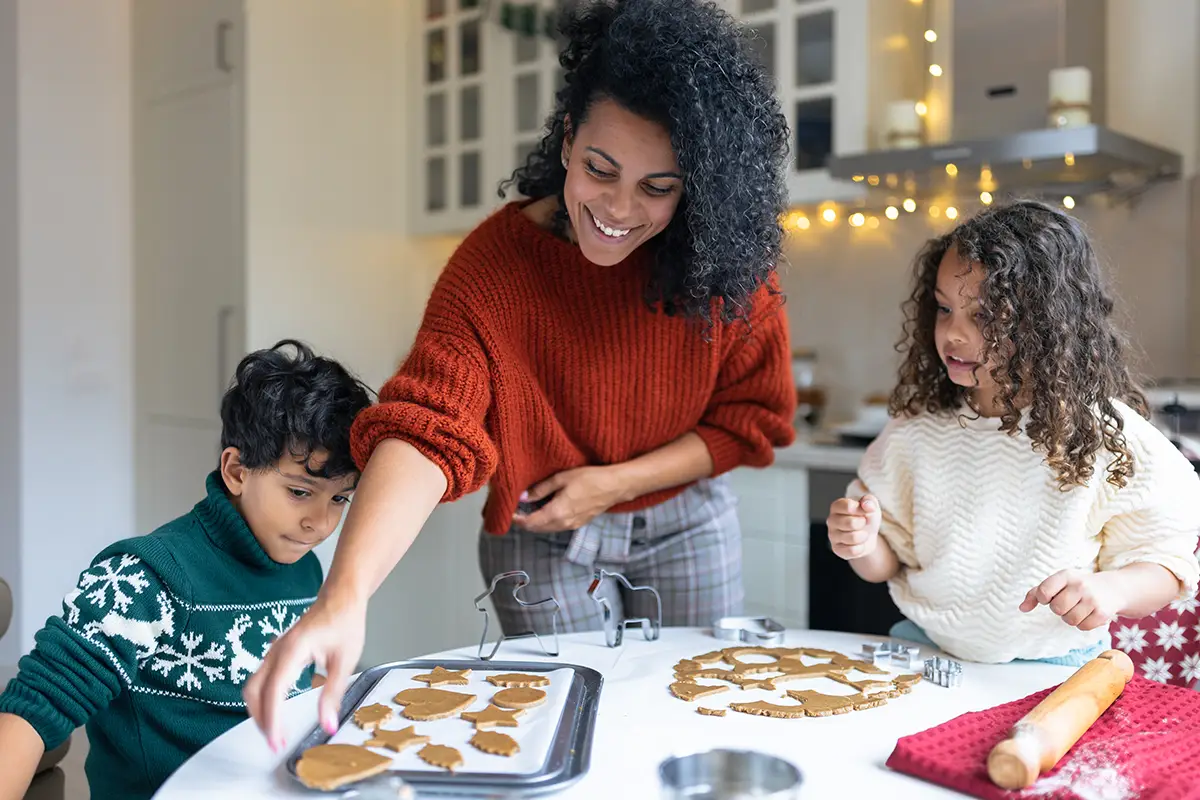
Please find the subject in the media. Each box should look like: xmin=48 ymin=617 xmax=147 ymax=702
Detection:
xmin=220 ymin=448 xmax=357 ymax=564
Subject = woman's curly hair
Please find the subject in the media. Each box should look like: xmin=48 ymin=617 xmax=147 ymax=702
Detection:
xmin=498 ymin=0 xmax=790 ymax=326
xmin=890 ymin=199 xmax=1148 ymax=489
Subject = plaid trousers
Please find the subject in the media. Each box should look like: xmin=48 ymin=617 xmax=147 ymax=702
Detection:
xmin=477 ymin=476 xmax=744 ymax=635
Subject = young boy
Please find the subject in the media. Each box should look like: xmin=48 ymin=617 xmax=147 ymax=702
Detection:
xmin=0 ymin=340 xmax=372 ymax=800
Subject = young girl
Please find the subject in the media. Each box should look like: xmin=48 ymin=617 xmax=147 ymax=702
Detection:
xmin=828 ymin=200 xmax=1200 ymax=666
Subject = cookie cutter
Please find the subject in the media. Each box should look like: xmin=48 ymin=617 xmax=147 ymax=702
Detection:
xmin=862 ymin=641 xmax=922 ymax=671
xmin=713 ymin=616 xmax=786 ymax=646
xmin=923 ymin=656 xmax=964 ymax=688
xmin=474 ymin=570 xmax=561 ymax=661
xmin=586 ymin=568 xmax=662 ymax=648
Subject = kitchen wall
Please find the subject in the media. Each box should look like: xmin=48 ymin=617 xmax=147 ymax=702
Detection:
xmin=0 ymin=0 xmax=134 ymax=660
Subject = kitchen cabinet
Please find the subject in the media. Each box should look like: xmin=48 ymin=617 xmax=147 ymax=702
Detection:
xmin=133 ymin=0 xmax=246 ymax=532
xmin=409 ymin=0 xmax=889 ymax=235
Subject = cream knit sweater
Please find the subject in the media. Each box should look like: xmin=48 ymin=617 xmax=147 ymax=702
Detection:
xmin=850 ymin=401 xmax=1200 ymax=663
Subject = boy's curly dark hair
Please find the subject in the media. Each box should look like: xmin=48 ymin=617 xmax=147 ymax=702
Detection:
xmin=498 ymin=0 xmax=790 ymax=325
xmin=220 ymin=339 xmax=374 ymax=479
xmin=890 ymin=200 xmax=1148 ymax=489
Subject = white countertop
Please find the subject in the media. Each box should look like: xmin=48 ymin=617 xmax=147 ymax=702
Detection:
xmin=154 ymin=628 xmax=1074 ymax=799
xmin=773 ymin=435 xmax=867 ymax=472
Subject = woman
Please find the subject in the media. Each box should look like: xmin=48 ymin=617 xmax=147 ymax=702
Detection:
xmin=245 ymin=0 xmax=795 ymax=746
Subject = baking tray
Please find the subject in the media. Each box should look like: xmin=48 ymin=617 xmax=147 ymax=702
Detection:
xmin=285 ymin=659 xmax=603 ymax=796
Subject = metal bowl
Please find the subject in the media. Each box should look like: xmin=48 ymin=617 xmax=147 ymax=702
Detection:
xmin=659 ymin=749 xmax=802 ymax=799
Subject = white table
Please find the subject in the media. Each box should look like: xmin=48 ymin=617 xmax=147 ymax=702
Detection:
xmin=155 ymin=628 xmax=1074 ymax=798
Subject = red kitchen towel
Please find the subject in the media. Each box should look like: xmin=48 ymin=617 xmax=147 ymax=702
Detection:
xmin=886 ymin=676 xmax=1200 ymax=799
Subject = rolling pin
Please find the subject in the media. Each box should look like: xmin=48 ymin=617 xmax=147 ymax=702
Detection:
xmin=986 ymin=649 xmax=1134 ymax=790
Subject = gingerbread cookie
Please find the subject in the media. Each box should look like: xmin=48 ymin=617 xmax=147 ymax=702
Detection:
xmin=470 ymin=730 xmax=520 ymax=757
xmin=364 ymin=725 xmax=430 ymax=753
xmin=892 ymin=673 xmax=922 ymax=691
xmin=353 ymin=703 xmax=395 ymax=731
xmin=669 ymin=681 xmax=730 ymax=702
xmin=393 ymin=688 xmax=476 ymax=721
xmin=697 ymin=707 xmax=727 ymax=717
xmin=485 ymin=672 xmax=550 ymax=688
xmin=729 ymin=700 xmax=808 ymax=719
xmin=461 ymin=704 xmax=525 ymax=730
xmin=413 ymin=666 xmax=471 ymax=687
xmin=296 ymin=744 xmax=391 ymax=791
xmin=492 ymin=687 xmax=546 ymax=710
xmin=418 ymin=744 xmax=463 ymax=772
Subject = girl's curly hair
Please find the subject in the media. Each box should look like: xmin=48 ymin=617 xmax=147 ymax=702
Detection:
xmin=890 ymin=199 xmax=1148 ymax=489
xmin=498 ymin=0 xmax=790 ymax=326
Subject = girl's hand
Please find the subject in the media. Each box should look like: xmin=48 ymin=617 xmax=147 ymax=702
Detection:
xmin=512 ymin=467 xmax=628 ymax=533
xmin=827 ymin=495 xmax=882 ymax=560
xmin=1019 ymin=570 xmax=1123 ymax=631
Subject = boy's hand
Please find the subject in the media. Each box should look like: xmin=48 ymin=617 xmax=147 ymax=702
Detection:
xmin=827 ymin=495 xmax=882 ymax=560
xmin=1020 ymin=570 xmax=1122 ymax=631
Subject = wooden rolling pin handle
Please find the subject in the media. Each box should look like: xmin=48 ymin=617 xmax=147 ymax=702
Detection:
xmin=986 ymin=649 xmax=1134 ymax=790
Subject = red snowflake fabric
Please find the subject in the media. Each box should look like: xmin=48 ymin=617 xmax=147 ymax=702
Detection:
xmin=886 ymin=676 xmax=1200 ymax=799
xmin=1111 ymin=572 xmax=1200 ymax=689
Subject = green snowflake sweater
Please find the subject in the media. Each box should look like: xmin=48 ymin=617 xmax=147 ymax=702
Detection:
xmin=0 ymin=471 xmax=322 ymax=800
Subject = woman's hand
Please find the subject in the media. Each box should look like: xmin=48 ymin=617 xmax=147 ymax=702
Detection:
xmin=243 ymin=592 xmax=367 ymax=753
xmin=512 ymin=466 xmax=629 ymax=532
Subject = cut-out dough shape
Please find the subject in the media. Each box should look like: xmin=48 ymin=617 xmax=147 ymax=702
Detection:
xmin=296 ymin=744 xmax=391 ymax=791
xmin=461 ymin=704 xmax=525 ymax=730
xmin=669 ymin=681 xmax=730 ymax=701
xmin=418 ymin=744 xmax=464 ymax=772
xmin=352 ymin=703 xmax=394 ymax=731
xmin=485 ymin=672 xmax=550 ymax=688
xmin=728 ymin=700 xmax=808 ymax=719
xmin=698 ymin=706 xmax=727 ymax=717
xmin=470 ymin=730 xmax=520 ymax=756
xmin=786 ymin=689 xmax=888 ymax=713
xmin=393 ymin=688 xmax=476 ymax=721
xmin=491 ymin=687 xmax=546 ymax=709
xmin=364 ymin=725 xmax=430 ymax=753
xmin=413 ymin=666 xmax=471 ymax=686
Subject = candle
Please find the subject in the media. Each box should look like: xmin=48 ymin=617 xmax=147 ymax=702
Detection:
xmin=1048 ymin=66 xmax=1091 ymax=128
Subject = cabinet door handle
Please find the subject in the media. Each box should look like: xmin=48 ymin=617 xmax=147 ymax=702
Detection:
xmin=217 ymin=305 xmax=236 ymax=406
xmin=216 ymin=20 xmax=234 ymax=73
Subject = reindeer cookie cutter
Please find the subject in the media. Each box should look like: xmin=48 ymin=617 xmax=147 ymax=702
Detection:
xmin=586 ymin=568 xmax=662 ymax=648
xmin=474 ymin=570 xmax=561 ymax=661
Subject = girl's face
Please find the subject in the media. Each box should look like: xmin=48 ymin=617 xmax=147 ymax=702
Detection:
xmin=934 ymin=245 xmax=998 ymax=403
xmin=561 ymin=98 xmax=684 ymax=266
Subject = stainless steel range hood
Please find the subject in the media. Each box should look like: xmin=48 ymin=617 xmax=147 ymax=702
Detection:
xmin=829 ymin=125 xmax=1181 ymax=198
xmin=828 ymin=0 xmax=1183 ymax=201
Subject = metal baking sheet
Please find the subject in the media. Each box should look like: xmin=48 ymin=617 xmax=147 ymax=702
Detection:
xmin=285 ymin=659 xmax=603 ymax=796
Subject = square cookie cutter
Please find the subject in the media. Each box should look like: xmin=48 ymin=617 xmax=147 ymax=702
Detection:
xmin=861 ymin=641 xmax=922 ymax=671
xmin=586 ymin=568 xmax=662 ymax=648
xmin=923 ymin=656 xmax=964 ymax=688
xmin=474 ymin=570 xmax=561 ymax=661
xmin=712 ymin=616 xmax=786 ymax=646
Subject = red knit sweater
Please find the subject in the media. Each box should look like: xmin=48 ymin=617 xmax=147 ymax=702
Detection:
xmin=350 ymin=201 xmax=797 ymax=535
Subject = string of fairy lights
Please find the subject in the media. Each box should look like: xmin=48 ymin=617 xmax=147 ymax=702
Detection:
xmin=781 ymin=1 xmax=1077 ymax=235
